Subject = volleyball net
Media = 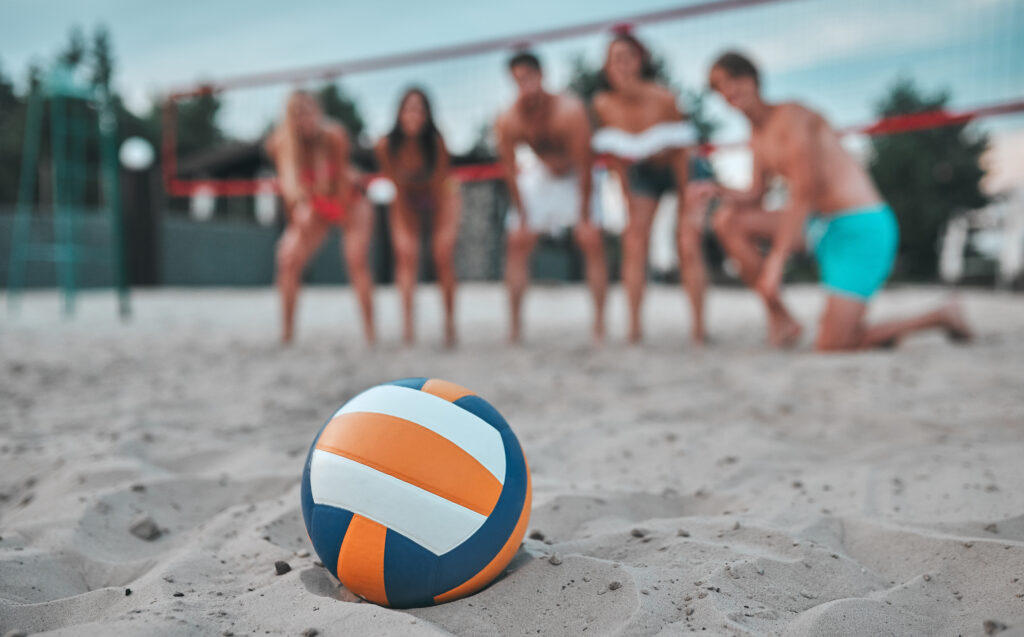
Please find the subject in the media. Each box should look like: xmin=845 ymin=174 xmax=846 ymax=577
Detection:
xmin=160 ymin=0 xmax=1024 ymax=206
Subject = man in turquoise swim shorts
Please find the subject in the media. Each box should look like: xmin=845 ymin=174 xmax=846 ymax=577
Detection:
xmin=707 ymin=51 xmax=972 ymax=351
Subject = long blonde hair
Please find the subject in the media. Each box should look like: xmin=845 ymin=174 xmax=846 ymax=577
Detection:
xmin=272 ymin=91 xmax=332 ymax=204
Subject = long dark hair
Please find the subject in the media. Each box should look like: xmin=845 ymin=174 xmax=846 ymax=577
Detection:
xmin=598 ymin=30 xmax=658 ymax=92
xmin=386 ymin=87 xmax=441 ymax=176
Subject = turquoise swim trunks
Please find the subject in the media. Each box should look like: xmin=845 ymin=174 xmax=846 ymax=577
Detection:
xmin=804 ymin=203 xmax=899 ymax=300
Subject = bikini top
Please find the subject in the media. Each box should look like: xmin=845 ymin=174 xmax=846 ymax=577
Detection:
xmin=591 ymin=121 xmax=697 ymax=161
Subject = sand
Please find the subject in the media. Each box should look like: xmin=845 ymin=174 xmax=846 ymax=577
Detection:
xmin=1 ymin=283 xmax=1023 ymax=636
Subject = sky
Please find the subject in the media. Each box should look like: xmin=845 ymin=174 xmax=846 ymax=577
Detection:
xmin=2 ymin=0 xmax=1022 ymax=190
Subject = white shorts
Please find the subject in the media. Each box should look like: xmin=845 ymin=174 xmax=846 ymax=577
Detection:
xmin=506 ymin=164 xmax=603 ymax=235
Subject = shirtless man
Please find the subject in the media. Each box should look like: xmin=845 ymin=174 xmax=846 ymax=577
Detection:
xmin=495 ymin=51 xmax=608 ymax=344
xmin=709 ymin=51 xmax=971 ymax=350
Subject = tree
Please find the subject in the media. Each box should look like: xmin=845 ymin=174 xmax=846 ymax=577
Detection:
xmin=90 ymin=25 xmax=114 ymax=92
xmin=464 ymin=122 xmax=496 ymax=162
xmin=59 ymin=26 xmax=87 ymax=68
xmin=869 ymin=78 xmax=988 ymax=279
xmin=173 ymin=93 xmax=225 ymax=158
xmin=317 ymin=82 xmax=365 ymax=142
xmin=0 ymin=58 xmax=24 ymax=204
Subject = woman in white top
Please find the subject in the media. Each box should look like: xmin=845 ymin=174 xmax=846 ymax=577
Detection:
xmin=593 ymin=31 xmax=714 ymax=345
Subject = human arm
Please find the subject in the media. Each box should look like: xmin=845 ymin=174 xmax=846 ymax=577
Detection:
xmin=664 ymin=96 xmax=690 ymax=216
xmin=756 ymin=113 xmax=821 ymax=300
xmin=717 ymin=151 xmax=768 ymax=205
xmin=566 ymin=101 xmax=595 ymax=224
xmin=495 ymin=115 xmax=528 ymax=229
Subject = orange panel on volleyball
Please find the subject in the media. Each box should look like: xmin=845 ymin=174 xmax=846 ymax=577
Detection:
xmin=336 ymin=514 xmax=389 ymax=606
xmin=420 ymin=378 xmax=475 ymax=403
xmin=315 ymin=412 xmax=501 ymax=516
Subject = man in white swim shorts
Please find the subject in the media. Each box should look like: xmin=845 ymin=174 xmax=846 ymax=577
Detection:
xmin=496 ymin=51 xmax=608 ymax=344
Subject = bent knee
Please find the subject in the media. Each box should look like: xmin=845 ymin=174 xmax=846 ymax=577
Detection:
xmin=575 ymin=230 xmax=602 ymax=253
xmin=814 ymin=332 xmax=861 ymax=352
xmin=678 ymin=226 xmax=703 ymax=251
xmin=711 ymin=209 xmax=734 ymax=239
xmin=276 ymin=239 xmax=303 ymax=274
xmin=507 ymin=231 xmax=533 ymax=251
xmin=432 ymin=247 xmax=455 ymax=271
xmin=623 ymin=225 xmax=648 ymax=248
xmin=344 ymin=245 xmax=369 ymax=269
xmin=393 ymin=245 xmax=418 ymax=270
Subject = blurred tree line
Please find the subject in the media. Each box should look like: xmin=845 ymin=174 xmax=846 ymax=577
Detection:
xmin=0 ymin=27 xmax=990 ymax=279
xmin=869 ymin=78 xmax=989 ymax=279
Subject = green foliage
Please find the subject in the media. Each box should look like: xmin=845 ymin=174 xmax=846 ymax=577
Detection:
xmin=0 ymin=26 xmax=174 ymax=205
xmin=566 ymin=55 xmax=604 ymax=104
xmin=59 ymin=26 xmax=87 ymax=68
xmin=869 ymin=77 xmax=988 ymax=278
xmin=316 ymin=83 xmax=365 ymax=141
xmin=90 ymin=26 xmax=114 ymax=92
xmin=466 ymin=122 xmax=496 ymax=161
xmin=0 ymin=58 xmax=24 ymax=205
xmin=173 ymin=93 xmax=225 ymax=157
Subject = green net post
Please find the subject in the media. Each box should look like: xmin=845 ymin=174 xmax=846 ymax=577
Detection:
xmin=6 ymin=62 xmax=130 ymax=319
xmin=6 ymin=87 xmax=44 ymax=312
xmin=98 ymin=88 xmax=130 ymax=319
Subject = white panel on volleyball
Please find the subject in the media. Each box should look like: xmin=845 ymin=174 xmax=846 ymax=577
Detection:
xmin=310 ymin=450 xmax=488 ymax=555
xmin=333 ymin=385 xmax=506 ymax=482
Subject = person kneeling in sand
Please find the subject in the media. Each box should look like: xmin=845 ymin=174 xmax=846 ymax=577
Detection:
xmin=496 ymin=51 xmax=608 ymax=344
xmin=707 ymin=51 xmax=971 ymax=351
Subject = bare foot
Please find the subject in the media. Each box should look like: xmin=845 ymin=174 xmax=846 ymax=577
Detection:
xmin=942 ymin=300 xmax=973 ymax=343
xmin=769 ymin=316 xmax=803 ymax=349
xmin=627 ymin=324 xmax=643 ymax=345
xmin=592 ymin=318 xmax=605 ymax=346
xmin=691 ymin=322 xmax=706 ymax=347
xmin=509 ymin=317 xmax=522 ymax=345
xmin=444 ymin=320 xmax=457 ymax=349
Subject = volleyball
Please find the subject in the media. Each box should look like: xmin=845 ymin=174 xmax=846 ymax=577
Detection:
xmin=300 ymin=377 xmax=532 ymax=607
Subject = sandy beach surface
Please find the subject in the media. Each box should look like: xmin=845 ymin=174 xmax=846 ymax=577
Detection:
xmin=1 ymin=283 xmax=1022 ymax=636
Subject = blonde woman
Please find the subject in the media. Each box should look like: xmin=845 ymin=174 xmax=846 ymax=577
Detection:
xmin=266 ymin=91 xmax=375 ymax=344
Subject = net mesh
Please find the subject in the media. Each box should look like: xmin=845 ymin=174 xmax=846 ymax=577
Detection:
xmin=162 ymin=0 xmax=1023 ymax=206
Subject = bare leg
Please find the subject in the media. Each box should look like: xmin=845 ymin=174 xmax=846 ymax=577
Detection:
xmin=574 ymin=222 xmax=608 ymax=345
xmin=505 ymin=226 xmax=537 ymax=344
xmin=712 ymin=202 xmax=802 ymax=347
xmin=623 ymin=195 xmax=658 ymax=344
xmin=275 ymin=205 xmax=328 ymax=344
xmin=389 ymin=200 xmax=419 ymax=345
xmin=678 ymin=187 xmax=710 ymax=345
xmin=341 ymin=197 xmax=376 ymax=345
xmin=432 ymin=183 xmax=462 ymax=348
xmin=816 ymin=295 xmax=973 ymax=352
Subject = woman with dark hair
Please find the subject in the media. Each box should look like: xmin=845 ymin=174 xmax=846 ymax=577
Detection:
xmin=266 ymin=91 xmax=375 ymax=345
xmin=375 ymin=88 xmax=461 ymax=346
xmin=592 ymin=32 xmax=715 ymax=345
